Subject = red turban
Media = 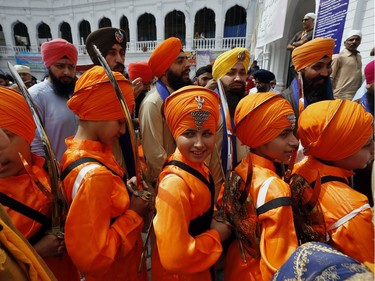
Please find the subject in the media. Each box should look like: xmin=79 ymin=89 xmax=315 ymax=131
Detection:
xmin=68 ymin=66 xmax=134 ymax=120
xmin=235 ymin=92 xmax=295 ymax=148
xmin=128 ymin=62 xmax=154 ymax=83
xmin=41 ymin=38 xmax=78 ymax=68
xmin=0 ymin=87 xmax=35 ymax=144
xmin=212 ymin=48 xmax=250 ymax=80
xmin=365 ymin=60 xmax=374 ymax=84
xmin=299 ymin=100 xmax=373 ymax=161
xmin=292 ymin=38 xmax=335 ymax=72
xmin=164 ymin=86 xmax=220 ymax=139
xmin=148 ymin=37 xmax=183 ymax=78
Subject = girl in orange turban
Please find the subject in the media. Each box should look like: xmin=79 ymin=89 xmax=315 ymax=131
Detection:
xmin=151 ymin=85 xmax=230 ymax=281
xmin=0 ymin=88 xmax=80 ymax=280
xmin=294 ymin=99 xmax=374 ymax=272
xmin=61 ymin=66 xmax=150 ymax=281
xmin=217 ymin=92 xmax=300 ymax=281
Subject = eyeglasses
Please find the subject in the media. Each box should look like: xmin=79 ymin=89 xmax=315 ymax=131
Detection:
xmin=302 ymin=18 xmax=310 ymax=22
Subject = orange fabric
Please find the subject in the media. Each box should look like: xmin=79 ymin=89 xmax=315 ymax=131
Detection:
xmin=292 ymin=37 xmax=335 ymax=72
xmin=0 ymin=153 xmax=79 ymax=281
xmin=0 ymin=87 xmax=35 ymax=144
xmin=299 ymin=100 xmax=373 ymax=161
xmin=128 ymin=61 xmax=154 ymax=83
xmin=234 ymin=92 xmax=295 ymax=148
xmin=164 ymin=85 xmax=220 ymax=139
xmin=0 ymin=211 xmax=56 ymax=281
xmin=219 ymin=153 xmax=298 ymax=281
xmin=61 ymin=137 xmax=147 ymax=281
xmin=69 ymin=66 xmax=134 ymax=120
xmin=152 ymin=149 xmax=222 ymax=280
xmin=41 ymin=38 xmax=78 ymax=68
xmin=212 ymin=47 xmax=250 ymax=81
xmin=293 ymin=156 xmax=374 ymax=271
xmin=148 ymin=37 xmax=183 ymax=78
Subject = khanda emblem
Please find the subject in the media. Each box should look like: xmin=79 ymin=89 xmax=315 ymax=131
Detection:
xmin=237 ymin=51 xmax=246 ymax=62
xmin=115 ymin=30 xmax=124 ymax=43
xmin=192 ymin=96 xmax=210 ymax=130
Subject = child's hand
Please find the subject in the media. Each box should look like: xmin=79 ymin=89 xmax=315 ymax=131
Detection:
xmin=33 ymin=233 xmax=65 ymax=257
xmin=210 ymin=219 xmax=232 ymax=242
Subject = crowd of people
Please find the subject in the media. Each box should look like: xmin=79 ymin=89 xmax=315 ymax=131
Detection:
xmin=0 ymin=13 xmax=374 ymax=281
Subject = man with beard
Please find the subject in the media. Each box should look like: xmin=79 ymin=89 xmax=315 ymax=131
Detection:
xmin=249 ymin=69 xmax=276 ymax=93
xmin=331 ymin=30 xmax=363 ymax=100
xmin=282 ymin=37 xmax=335 ymax=132
xmin=139 ymin=37 xmax=192 ymax=187
xmin=212 ymin=47 xmax=250 ymax=173
xmin=29 ymin=38 xmax=78 ymax=162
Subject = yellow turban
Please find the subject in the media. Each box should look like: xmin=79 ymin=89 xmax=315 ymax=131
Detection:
xmin=68 ymin=66 xmax=134 ymax=120
xmin=0 ymin=87 xmax=35 ymax=144
xmin=292 ymin=37 xmax=335 ymax=72
xmin=164 ymin=85 xmax=220 ymax=140
xmin=235 ymin=92 xmax=295 ymax=148
xmin=212 ymin=47 xmax=250 ymax=80
xmin=148 ymin=37 xmax=183 ymax=78
xmin=299 ymin=100 xmax=373 ymax=161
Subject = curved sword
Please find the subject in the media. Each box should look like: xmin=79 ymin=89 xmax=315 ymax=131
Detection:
xmin=7 ymin=62 xmax=65 ymax=237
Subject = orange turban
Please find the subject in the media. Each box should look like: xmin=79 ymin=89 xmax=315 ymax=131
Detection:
xmin=0 ymin=87 xmax=35 ymax=144
xmin=212 ymin=47 xmax=250 ymax=80
xmin=68 ymin=66 xmax=134 ymax=120
xmin=299 ymin=100 xmax=373 ymax=161
xmin=41 ymin=38 xmax=78 ymax=68
xmin=164 ymin=85 xmax=220 ymax=139
xmin=148 ymin=37 xmax=183 ymax=78
xmin=292 ymin=37 xmax=335 ymax=72
xmin=235 ymin=92 xmax=295 ymax=148
xmin=128 ymin=62 xmax=154 ymax=83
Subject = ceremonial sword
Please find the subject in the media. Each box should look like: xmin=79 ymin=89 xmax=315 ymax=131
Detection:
xmin=8 ymin=62 xmax=65 ymax=237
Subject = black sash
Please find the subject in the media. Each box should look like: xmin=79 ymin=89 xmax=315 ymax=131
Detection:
xmin=0 ymin=192 xmax=51 ymax=245
xmin=165 ymin=160 xmax=215 ymax=280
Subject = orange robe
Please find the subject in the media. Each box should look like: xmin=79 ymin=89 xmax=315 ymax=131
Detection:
xmin=293 ymin=156 xmax=374 ymax=272
xmin=152 ymin=149 xmax=222 ymax=281
xmin=221 ymin=153 xmax=298 ymax=281
xmin=0 ymin=153 xmax=79 ymax=281
xmin=61 ymin=137 xmax=147 ymax=281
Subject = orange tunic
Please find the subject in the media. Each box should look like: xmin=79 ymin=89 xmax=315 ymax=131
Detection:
xmin=0 ymin=153 xmax=79 ymax=281
xmin=222 ymin=153 xmax=298 ymax=281
xmin=152 ymin=149 xmax=222 ymax=281
xmin=293 ymin=156 xmax=374 ymax=272
xmin=61 ymin=137 xmax=147 ymax=281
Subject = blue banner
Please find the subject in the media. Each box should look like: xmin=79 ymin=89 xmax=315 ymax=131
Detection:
xmin=314 ymin=0 xmax=350 ymax=54
xmin=15 ymin=52 xmax=45 ymax=71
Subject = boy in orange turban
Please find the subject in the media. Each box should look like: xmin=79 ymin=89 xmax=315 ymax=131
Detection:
xmin=61 ymin=66 xmax=150 ymax=281
xmin=0 ymin=88 xmax=79 ymax=280
xmin=217 ymin=92 xmax=299 ymax=281
xmin=293 ymin=99 xmax=374 ymax=272
xmin=151 ymin=85 xmax=230 ymax=281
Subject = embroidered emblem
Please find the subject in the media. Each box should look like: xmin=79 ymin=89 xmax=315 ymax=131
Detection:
xmin=237 ymin=51 xmax=246 ymax=62
xmin=195 ymin=96 xmax=205 ymax=110
xmin=287 ymin=114 xmax=296 ymax=130
xmin=191 ymin=111 xmax=210 ymax=130
xmin=115 ymin=30 xmax=124 ymax=43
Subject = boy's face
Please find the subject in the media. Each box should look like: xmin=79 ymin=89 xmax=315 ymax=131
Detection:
xmin=255 ymin=127 xmax=299 ymax=163
xmin=333 ymin=137 xmax=374 ymax=170
xmin=176 ymin=128 xmax=215 ymax=163
xmin=0 ymin=129 xmax=30 ymax=178
xmin=96 ymin=119 xmax=126 ymax=145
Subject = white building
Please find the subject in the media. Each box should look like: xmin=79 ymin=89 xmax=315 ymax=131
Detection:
xmin=0 ymin=0 xmax=373 ymax=90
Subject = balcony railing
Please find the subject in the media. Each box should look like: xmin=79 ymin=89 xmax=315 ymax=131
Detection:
xmin=0 ymin=37 xmax=247 ymax=57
